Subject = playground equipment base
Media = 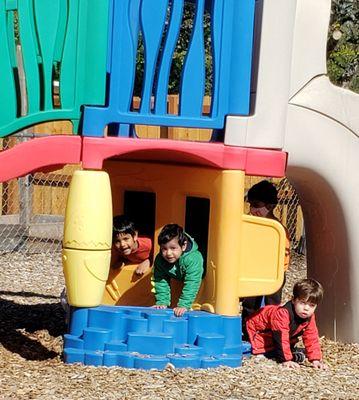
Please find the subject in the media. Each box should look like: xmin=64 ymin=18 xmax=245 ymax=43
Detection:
xmin=64 ymin=306 xmax=251 ymax=369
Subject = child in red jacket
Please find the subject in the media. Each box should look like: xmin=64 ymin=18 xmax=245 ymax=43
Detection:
xmin=246 ymin=279 xmax=328 ymax=369
xmin=111 ymin=215 xmax=152 ymax=274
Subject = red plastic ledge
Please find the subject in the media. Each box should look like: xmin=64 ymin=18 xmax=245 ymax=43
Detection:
xmin=82 ymin=137 xmax=287 ymax=177
xmin=0 ymin=135 xmax=287 ymax=183
xmin=0 ymin=136 xmax=82 ymax=183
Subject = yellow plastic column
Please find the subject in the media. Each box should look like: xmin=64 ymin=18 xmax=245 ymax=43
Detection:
xmin=212 ymin=170 xmax=244 ymax=315
xmin=62 ymin=170 xmax=112 ymax=307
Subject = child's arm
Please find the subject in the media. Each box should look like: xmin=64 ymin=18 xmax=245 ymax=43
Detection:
xmin=152 ymin=255 xmax=171 ymax=307
xmin=135 ymin=237 xmax=152 ymax=274
xmin=135 ymin=259 xmax=151 ymax=275
xmin=245 ymin=317 xmax=258 ymax=350
xmin=176 ymin=253 xmax=203 ymax=313
xmin=271 ymin=308 xmax=296 ymax=363
xmin=302 ymin=315 xmax=328 ymax=369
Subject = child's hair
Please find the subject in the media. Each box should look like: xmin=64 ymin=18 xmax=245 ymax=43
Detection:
xmin=293 ymin=278 xmax=324 ymax=305
xmin=247 ymin=180 xmax=278 ymax=205
xmin=113 ymin=215 xmax=137 ymax=237
xmin=158 ymin=224 xmax=186 ymax=246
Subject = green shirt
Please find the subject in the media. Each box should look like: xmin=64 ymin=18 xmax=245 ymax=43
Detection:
xmin=153 ymin=235 xmax=204 ymax=309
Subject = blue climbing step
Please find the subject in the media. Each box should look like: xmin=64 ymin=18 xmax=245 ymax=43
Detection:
xmin=63 ymin=305 xmax=246 ymax=369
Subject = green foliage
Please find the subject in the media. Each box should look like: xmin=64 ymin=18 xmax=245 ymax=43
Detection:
xmin=167 ymin=3 xmax=212 ymax=95
xmin=328 ymin=0 xmax=359 ymax=92
xmin=134 ymin=2 xmax=212 ymax=97
xmin=14 ymin=12 xmax=19 ymax=44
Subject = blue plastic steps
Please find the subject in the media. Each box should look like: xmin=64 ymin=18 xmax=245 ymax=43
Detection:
xmin=64 ymin=305 xmax=245 ymax=369
xmin=127 ymin=332 xmax=174 ymax=355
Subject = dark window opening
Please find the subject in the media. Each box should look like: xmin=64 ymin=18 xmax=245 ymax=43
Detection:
xmin=185 ymin=196 xmax=210 ymax=276
xmin=123 ymin=191 xmax=156 ymax=244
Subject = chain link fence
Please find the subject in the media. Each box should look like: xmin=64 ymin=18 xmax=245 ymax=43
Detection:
xmin=0 ymin=134 xmax=77 ymax=255
xmin=276 ymin=178 xmax=304 ymax=252
xmin=0 ymin=138 xmax=305 ymax=258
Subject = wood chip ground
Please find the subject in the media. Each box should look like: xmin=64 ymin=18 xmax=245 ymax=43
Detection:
xmin=0 ymin=253 xmax=358 ymax=399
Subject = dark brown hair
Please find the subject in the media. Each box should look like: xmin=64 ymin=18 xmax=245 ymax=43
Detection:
xmin=158 ymin=224 xmax=186 ymax=246
xmin=293 ymin=278 xmax=324 ymax=305
xmin=247 ymin=180 xmax=278 ymax=205
xmin=113 ymin=215 xmax=137 ymax=238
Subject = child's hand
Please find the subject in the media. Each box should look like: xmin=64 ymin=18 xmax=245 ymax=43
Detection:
xmin=312 ymin=360 xmax=328 ymax=370
xmin=282 ymin=361 xmax=300 ymax=369
xmin=152 ymin=305 xmax=167 ymax=309
xmin=173 ymin=307 xmax=187 ymax=317
xmin=135 ymin=259 xmax=151 ymax=275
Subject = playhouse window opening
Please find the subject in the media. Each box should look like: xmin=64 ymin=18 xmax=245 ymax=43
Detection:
xmin=11 ymin=12 xmax=24 ymax=118
xmin=130 ymin=122 xmax=212 ymax=142
xmin=133 ymin=32 xmax=144 ymax=105
xmin=151 ymin=4 xmax=172 ymax=112
xmin=204 ymin=4 xmax=213 ymax=110
xmin=168 ymin=0 xmax=205 ymax=106
xmin=185 ymin=196 xmax=210 ymax=275
xmin=52 ymin=62 xmax=61 ymax=109
xmin=38 ymin=63 xmax=45 ymax=111
xmin=123 ymin=191 xmax=156 ymax=260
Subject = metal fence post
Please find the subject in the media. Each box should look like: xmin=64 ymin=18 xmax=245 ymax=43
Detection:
xmin=17 ymin=45 xmax=32 ymax=250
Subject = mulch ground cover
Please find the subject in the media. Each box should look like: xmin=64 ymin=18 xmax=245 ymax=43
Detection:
xmin=0 ymin=252 xmax=358 ymax=399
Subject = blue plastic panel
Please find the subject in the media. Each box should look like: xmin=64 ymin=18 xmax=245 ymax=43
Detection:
xmin=64 ymin=305 xmax=245 ymax=369
xmin=83 ymin=0 xmax=256 ymax=137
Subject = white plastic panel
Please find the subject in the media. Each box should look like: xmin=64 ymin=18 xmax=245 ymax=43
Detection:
xmin=224 ymin=0 xmax=297 ymax=149
xmin=289 ymin=0 xmax=331 ymax=97
xmin=290 ymin=76 xmax=359 ymax=136
xmin=285 ymin=103 xmax=359 ymax=342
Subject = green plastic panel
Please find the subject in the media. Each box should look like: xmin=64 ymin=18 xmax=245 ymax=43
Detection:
xmin=0 ymin=0 xmax=109 ymax=137
xmin=0 ymin=2 xmax=17 ymax=128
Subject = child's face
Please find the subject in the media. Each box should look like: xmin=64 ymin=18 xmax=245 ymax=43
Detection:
xmin=292 ymin=297 xmax=317 ymax=319
xmin=249 ymin=200 xmax=272 ymax=217
xmin=113 ymin=232 xmax=138 ymax=256
xmin=160 ymin=237 xmax=186 ymax=264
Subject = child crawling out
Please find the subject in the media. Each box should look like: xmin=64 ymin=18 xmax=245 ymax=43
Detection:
xmin=152 ymin=224 xmax=203 ymax=317
xmin=246 ymin=278 xmax=328 ymax=369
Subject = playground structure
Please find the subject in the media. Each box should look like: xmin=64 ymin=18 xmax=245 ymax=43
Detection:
xmin=0 ymin=0 xmax=358 ymax=368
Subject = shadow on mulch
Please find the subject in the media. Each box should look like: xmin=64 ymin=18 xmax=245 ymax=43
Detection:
xmin=0 ymin=291 xmax=66 ymax=361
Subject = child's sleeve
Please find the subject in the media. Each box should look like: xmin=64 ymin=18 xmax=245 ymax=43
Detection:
xmin=246 ymin=315 xmax=260 ymax=353
xmin=141 ymin=237 xmax=153 ymax=260
xmin=152 ymin=255 xmax=171 ymax=306
xmin=271 ymin=308 xmax=294 ymax=362
xmin=177 ymin=252 xmax=203 ymax=309
xmin=302 ymin=315 xmax=322 ymax=361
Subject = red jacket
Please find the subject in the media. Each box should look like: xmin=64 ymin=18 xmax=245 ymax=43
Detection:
xmin=246 ymin=301 xmax=322 ymax=362
xmin=111 ymin=237 xmax=152 ymax=267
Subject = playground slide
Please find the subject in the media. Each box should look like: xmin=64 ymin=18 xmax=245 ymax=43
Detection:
xmin=224 ymin=0 xmax=359 ymax=341
xmin=286 ymin=81 xmax=359 ymax=343
xmin=271 ymin=0 xmax=359 ymax=342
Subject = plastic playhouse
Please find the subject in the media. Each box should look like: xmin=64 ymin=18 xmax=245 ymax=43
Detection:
xmin=1 ymin=0 xmax=359 ymax=369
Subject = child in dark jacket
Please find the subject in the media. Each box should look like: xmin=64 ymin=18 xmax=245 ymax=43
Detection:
xmin=242 ymin=180 xmax=290 ymax=323
xmin=152 ymin=224 xmax=203 ymax=317
xmin=246 ymin=279 xmax=328 ymax=369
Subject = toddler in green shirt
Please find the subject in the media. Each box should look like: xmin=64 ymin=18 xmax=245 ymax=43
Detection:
xmin=153 ymin=224 xmax=203 ymax=317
